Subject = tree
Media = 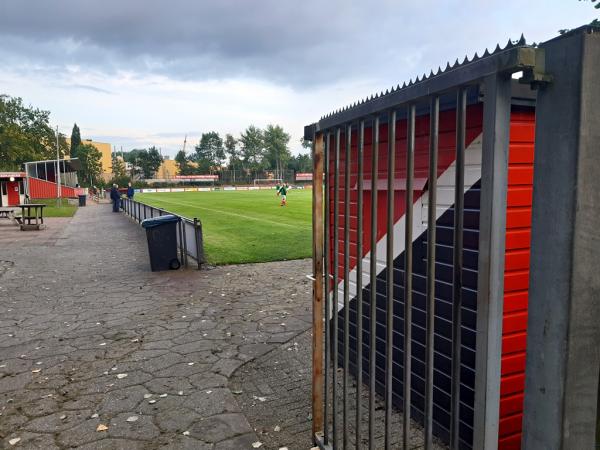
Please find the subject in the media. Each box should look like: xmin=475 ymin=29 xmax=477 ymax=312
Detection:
xmin=139 ymin=146 xmax=163 ymax=178
xmin=239 ymin=125 xmax=264 ymax=170
xmin=289 ymin=152 xmax=313 ymax=173
xmin=70 ymin=123 xmax=81 ymax=157
xmin=224 ymin=133 xmax=239 ymax=181
xmin=121 ymin=148 xmax=147 ymax=164
xmin=193 ymin=132 xmax=224 ymax=173
xmin=111 ymin=154 xmax=126 ymax=179
xmin=0 ymin=95 xmax=67 ymax=170
xmin=263 ymin=124 xmax=291 ymax=179
xmin=175 ymin=150 xmax=194 ymax=176
xmin=76 ymin=143 xmax=102 ymax=186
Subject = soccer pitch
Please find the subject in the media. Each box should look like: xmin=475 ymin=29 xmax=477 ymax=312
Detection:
xmin=136 ymin=189 xmax=312 ymax=265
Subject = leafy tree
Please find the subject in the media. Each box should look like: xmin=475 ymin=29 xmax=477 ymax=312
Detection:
xmin=70 ymin=123 xmax=81 ymax=157
xmin=111 ymin=154 xmax=127 ymax=179
xmin=224 ymin=134 xmax=238 ymax=167
xmin=76 ymin=143 xmax=102 ymax=185
xmin=194 ymin=132 xmax=224 ymax=172
xmin=121 ymin=147 xmax=163 ymax=178
xmin=239 ymin=125 xmax=264 ymax=170
xmin=224 ymin=133 xmax=239 ymax=181
xmin=139 ymin=146 xmax=163 ymax=178
xmin=121 ymin=148 xmax=147 ymax=164
xmin=175 ymin=149 xmax=194 ymax=175
xmin=289 ymin=152 xmax=313 ymax=173
xmin=0 ymin=94 xmax=67 ymax=170
xmin=263 ymin=124 xmax=291 ymax=179
xmin=300 ymin=137 xmax=312 ymax=149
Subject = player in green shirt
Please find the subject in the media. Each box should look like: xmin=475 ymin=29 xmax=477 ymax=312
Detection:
xmin=277 ymin=184 xmax=288 ymax=206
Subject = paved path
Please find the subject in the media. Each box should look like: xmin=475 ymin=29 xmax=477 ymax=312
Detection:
xmin=0 ymin=204 xmax=312 ymax=449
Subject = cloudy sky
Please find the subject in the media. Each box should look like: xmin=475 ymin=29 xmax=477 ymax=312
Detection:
xmin=0 ymin=0 xmax=595 ymax=157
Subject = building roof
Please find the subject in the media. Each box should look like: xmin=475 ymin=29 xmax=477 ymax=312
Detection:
xmin=24 ymin=158 xmax=81 ymax=172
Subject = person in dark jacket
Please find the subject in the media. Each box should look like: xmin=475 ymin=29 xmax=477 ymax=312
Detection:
xmin=126 ymin=182 xmax=134 ymax=199
xmin=110 ymin=184 xmax=120 ymax=212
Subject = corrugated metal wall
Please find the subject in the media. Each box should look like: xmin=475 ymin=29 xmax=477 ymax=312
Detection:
xmin=28 ymin=177 xmax=77 ymax=199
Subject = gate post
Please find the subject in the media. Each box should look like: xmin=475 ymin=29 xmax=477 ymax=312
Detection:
xmin=523 ymin=26 xmax=600 ymax=449
xmin=473 ymin=71 xmax=512 ymax=450
xmin=312 ymin=131 xmax=325 ymax=441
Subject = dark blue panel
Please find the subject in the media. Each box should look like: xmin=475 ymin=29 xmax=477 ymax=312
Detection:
xmin=336 ymin=181 xmax=481 ymax=450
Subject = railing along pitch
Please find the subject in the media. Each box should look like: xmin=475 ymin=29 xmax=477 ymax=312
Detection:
xmin=122 ymin=198 xmax=204 ymax=271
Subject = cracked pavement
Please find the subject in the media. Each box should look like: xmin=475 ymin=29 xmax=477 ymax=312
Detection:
xmin=0 ymin=204 xmax=312 ymax=449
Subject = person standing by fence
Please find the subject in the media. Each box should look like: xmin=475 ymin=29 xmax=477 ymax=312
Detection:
xmin=110 ymin=184 xmax=120 ymax=213
xmin=127 ymin=182 xmax=134 ymax=199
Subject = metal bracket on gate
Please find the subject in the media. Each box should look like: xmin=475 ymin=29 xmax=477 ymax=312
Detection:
xmin=519 ymin=47 xmax=553 ymax=89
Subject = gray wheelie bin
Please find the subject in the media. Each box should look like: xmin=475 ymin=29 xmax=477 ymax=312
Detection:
xmin=141 ymin=215 xmax=181 ymax=271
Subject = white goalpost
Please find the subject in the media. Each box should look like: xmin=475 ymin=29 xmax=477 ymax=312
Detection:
xmin=253 ymin=178 xmax=283 ymax=188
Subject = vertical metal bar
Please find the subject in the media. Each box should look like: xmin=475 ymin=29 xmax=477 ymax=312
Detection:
xmin=425 ymin=96 xmax=440 ymax=449
xmin=343 ymin=124 xmax=352 ymax=450
xmin=473 ymin=72 xmax=511 ymax=450
xmin=323 ymin=131 xmax=331 ymax=445
xmin=144 ymin=203 xmax=147 ymax=220
xmin=355 ymin=119 xmax=364 ymax=450
xmin=368 ymin=115 xmax=380 ymax=450
xmin=385 ymin=109 xmax=396 ymax=450
xmin=312 ymin=131 xmax=325 ymax=442
xmin=450 ymin=87 xmax=467 ymax=450
xmin=332 ymin=127 xmax=341 ymax=449
xmin=403 ymin=104 xmax=416 ymax=450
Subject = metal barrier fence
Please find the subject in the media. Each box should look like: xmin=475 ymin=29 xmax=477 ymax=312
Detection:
xmin=121 ymin=197 xmax=205 ymax=269
xmin=305 ymin=25 xmax=599 ymax=450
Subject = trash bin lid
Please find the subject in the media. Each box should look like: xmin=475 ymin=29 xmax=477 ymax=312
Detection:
xmin=141 ymin=214 xmax=180 ymax=228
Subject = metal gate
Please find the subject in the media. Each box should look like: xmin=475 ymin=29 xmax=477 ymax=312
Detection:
xmin=307 ymin=25 xmax=599 ymax=450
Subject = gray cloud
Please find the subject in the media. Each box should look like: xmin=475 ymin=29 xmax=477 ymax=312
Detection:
xmin=0 ymin=0 xmax=494 ymax=87
xmin=0 ymin=0 xmax=593 ymax=90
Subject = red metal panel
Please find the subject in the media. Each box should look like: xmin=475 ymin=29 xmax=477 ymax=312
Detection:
xmin=28 ymin=177 xmax=77 ymax=199
xmin=499 ymin=107 xmax=535 ymax=448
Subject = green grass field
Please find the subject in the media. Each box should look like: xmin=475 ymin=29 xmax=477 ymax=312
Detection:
xmin=136 ymin=189 xmax=312 ymax=265
xmin=35 ymin=198 xmax=78 ymax=217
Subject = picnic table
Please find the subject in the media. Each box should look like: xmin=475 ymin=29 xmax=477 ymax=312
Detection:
xmin=0 ymin=207 xmax=19 ymax=223
xmin=16 ymin=203 xmax=46 ymax=231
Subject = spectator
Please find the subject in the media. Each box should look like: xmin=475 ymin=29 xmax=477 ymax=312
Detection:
xmin=110 ymin=184 xmax=120 ymax=213
xmin=127 ymin=182 xmax=134 ymax=199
